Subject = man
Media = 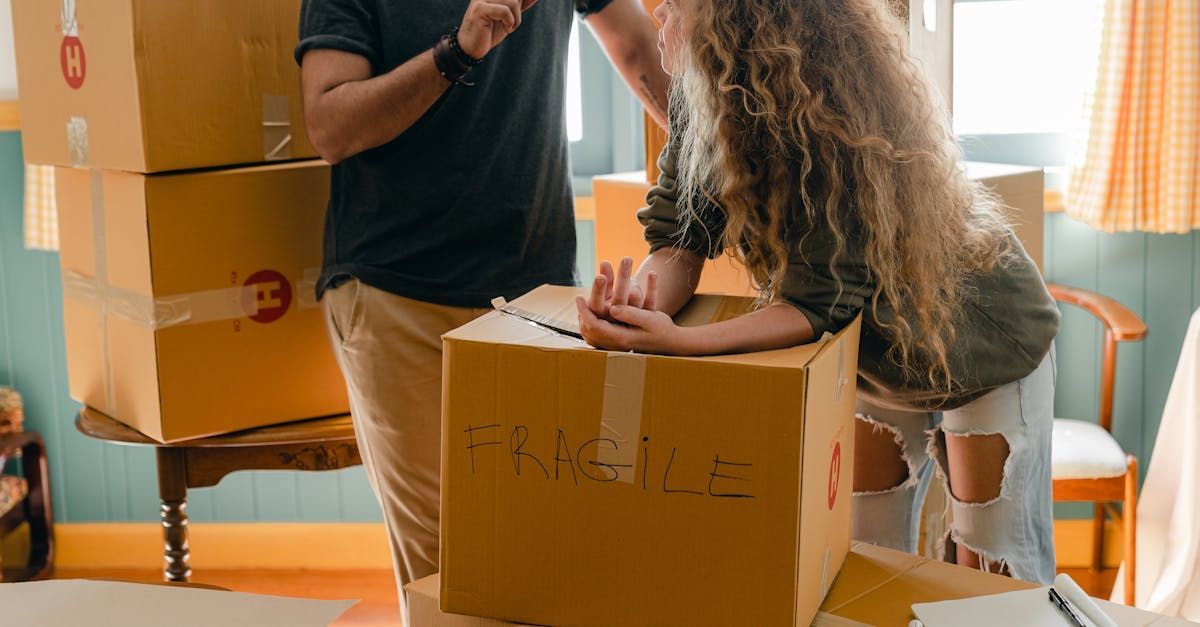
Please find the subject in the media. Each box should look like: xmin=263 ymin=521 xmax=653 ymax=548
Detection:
xmin=295 ymin=0 xmax=669 ymax=618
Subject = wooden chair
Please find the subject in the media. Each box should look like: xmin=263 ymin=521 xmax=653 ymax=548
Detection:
xmin=0 ymin=387 xmax=54 ymax=581
xmin=1047 ymin=283 xmax=1145 ymax=605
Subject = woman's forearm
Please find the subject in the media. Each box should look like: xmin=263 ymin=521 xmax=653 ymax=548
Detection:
xmin=682 ymin=303 xmax=816 ymax=355
xmin=635 ymin=248 xmax=704 ymax=315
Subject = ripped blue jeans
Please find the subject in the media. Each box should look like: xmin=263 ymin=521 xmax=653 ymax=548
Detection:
xmin=852 ymin=349 xmax=1056 ymax=584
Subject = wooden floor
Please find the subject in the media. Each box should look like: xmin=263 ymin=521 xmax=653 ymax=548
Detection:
xmin=46 ymin=566 xmax=1119 ymax=627
xmin=53 ymin=568 xmax=402 ymax=627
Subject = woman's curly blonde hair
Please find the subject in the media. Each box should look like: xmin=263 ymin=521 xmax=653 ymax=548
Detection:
xmin=672 ymin=0 xmax=1014 ymax=393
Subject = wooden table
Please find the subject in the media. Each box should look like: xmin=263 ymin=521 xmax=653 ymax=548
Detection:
xmin=75 ymin=408 xmax=361 ymax=583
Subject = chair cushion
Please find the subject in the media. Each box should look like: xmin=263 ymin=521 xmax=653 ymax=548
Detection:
xmin=0 ymin=474 xmax=28 ymax=518
xmin=1052 ymin=418 xmax=1129 ymax=480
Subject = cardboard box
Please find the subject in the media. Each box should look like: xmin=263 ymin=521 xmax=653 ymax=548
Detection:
xmin=821 ymin=542 xmax=1176 ymax=627
xmin=965 ymin=162 xmax=1045 ymax=271
xmin=408 ymin=575 xmax=530 ymax=627
xmin=56 ymin=160 xmax=347 ymax=442
xmin=592 ymin=164 xmax=1045 ymax=297
xmin=440 ymin=286 xmax=860 ymax=627
xmin=414 ymin=544 xmax=1179 ymax=627
xmin=593 ymin=172 xmax=756 ymax=296
xmin=11 ymin=0 xmax=315 ymax=172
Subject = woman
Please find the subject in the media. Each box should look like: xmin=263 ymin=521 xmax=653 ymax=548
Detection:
xmin=576 ymin=0 xmax=1061 ymax=583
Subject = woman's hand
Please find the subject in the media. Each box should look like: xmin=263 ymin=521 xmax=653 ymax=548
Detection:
xmin=575 ymin=298 xmax=700 ymax=355
xmin=457 ymin=0 xmax=539 ymax=60
xmin=586 ymin=257 xmax=659 ymax=320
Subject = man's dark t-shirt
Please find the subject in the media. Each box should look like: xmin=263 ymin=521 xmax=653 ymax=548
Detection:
xmin=296 ymin=0 xmax=611 ymax=306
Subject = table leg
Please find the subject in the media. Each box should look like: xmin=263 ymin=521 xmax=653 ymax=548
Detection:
xmin=155 ymin=447 xmax=191 ymax=583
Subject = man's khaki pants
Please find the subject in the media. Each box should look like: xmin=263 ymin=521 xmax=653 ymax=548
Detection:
xmin=323 ymin=279 xmax=490 ymax=623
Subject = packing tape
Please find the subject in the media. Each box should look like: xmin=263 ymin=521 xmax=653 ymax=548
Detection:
xmin=89 ymin=171 xmax=115 ymax=413
xmin=820 ymin=545 xmax=927 ymax=614
xmin=67 ymin=117 xmax=88 ymax=167
xmin=61 ymin=0 xmax=78 ymax=36
xmin=262 ymin=94 xmax=292 ymax=161
xmin=596 ymin=352 xmax=646 ymax=484
xmin=296 ymin=267 xmax=321 ymax=310
xmin=62 ymin=269 xmax=328 ymax=330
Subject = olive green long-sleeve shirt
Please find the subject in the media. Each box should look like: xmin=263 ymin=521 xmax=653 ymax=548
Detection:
xmin=639 ymin=145 xmax=1060 ymax=411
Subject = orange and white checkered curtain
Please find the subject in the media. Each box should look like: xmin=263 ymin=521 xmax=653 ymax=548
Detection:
xmin=1066 ymin=0 xmax=1200 ymax=233
xmin=23 ymin=164 xmax=58 ymax=251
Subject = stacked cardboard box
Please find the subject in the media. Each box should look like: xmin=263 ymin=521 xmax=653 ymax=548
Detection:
xmin=11 ymin=0 xmax=346 ymax=442
xmin=432 ymin=285 xmax=860 ymax=626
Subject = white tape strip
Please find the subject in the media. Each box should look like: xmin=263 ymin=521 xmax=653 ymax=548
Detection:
xmin=61 ymin=271 xmax=332 ymax=330
xmin=596 ymin=352 xmax=646 ymax=484
xmin=262 ymin=94 xmax=292 ymax=161
xmin=67 ymin=117 xmax=88 ymax=168
xmin=89 ymin=172 xmax=115 ymax=413
xmin=296 ymin=267 xmax=321 ymax=310
xmin=61 ymin=0 xmax=78 ymax=36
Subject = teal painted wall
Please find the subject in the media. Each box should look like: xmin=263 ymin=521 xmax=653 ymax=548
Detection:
xmin=0 ymin=129 xmax=1183 ymax=522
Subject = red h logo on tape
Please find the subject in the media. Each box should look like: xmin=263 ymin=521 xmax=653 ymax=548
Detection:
xmin=244 ymin=270 xmax=293 ymax=324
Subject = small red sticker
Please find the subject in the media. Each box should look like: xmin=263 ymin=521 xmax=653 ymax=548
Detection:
xmin=244 ymin=270 xmax=292 ymax=324
xmin=827 ymin=441 xmax=842 ymax=510
xmin=60 ymin=36 xmax=86 ymax=89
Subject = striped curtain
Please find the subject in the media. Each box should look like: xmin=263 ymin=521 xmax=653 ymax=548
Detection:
xmin=23 ymin=164 xmax=58 ymax=251
xmin=1066 ymin=0 xmax=1200 ymax=233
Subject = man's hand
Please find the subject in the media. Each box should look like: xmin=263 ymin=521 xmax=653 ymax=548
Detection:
xmin=458 ymin=0 xmax=539 ymax=60
xmin=586 ymin=257 xmax=659 ymax=320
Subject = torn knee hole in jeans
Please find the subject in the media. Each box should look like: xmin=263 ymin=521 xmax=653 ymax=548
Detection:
xmin=942 ymin=528 xmax=1014 ymax=576
xmin=928 ymin=426 xmax=1012 ymax=507
xmin=929 ymin=426 xmax=1018 ymax=574
xmin=852 ymin=413 xmax=919 ymax=496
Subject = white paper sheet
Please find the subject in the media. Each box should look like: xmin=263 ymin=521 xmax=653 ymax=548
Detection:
xmin=0 ymin=579 xmax=358 ymax=627
xmin=912 ymin=586 xmax=1199 ymax=627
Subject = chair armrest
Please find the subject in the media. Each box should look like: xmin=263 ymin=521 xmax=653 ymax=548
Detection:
xmin=1046 ymin=283 xmax=1148 ymax=341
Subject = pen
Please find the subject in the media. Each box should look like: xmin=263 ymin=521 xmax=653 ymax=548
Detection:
xmin=1049 ymin=587 xmax=1087 ymax=627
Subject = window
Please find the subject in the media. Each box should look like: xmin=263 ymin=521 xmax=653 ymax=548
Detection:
xmin=567 ymin=16 xmax=646 ymax=194
xmin=953 ymin=0 xmax=1106 ymax=184
xmin=567 ymin=19 xmax=584 ymax=143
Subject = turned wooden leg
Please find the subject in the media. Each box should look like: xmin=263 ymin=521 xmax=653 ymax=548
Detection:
xmin=156 ymin=447 xmax=191 ymax=583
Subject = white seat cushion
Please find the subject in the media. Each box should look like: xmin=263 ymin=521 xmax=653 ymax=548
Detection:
xmin=1052 ymin=418 xmax=1129 ymax=480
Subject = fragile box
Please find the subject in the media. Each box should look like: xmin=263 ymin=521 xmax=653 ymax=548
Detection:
xmin=56 ymin=160 xmax=347 ymax=442
xmin=440 ymin=286 xmax=861 ymax=627
xmin=11 ymin=0 xmax=315 ymax=173
xmin=592 ymin=162 xmax=1044 ymax=296
xmin=414 ymin=543 xmax=1175 ymax=627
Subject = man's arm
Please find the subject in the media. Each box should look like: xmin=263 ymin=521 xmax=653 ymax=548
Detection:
xmin=301 ymin=0 xmax=532 ymax=164
xmin=584 ymin=0 xmax=671 ymax=129
xmin=301 ymin=49 xmax=448 ymax=164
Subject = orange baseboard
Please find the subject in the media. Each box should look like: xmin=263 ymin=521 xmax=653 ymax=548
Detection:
xmin=3 ymin=518 xmax=1118 ymax=571
xmin=51 ymin=522 xmax=391 ymax=570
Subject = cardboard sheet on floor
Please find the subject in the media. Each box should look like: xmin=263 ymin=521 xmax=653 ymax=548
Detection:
xmin=820 ymin=543 xmax=1192 ymax=627
xmin=0 ymin=579 xmax=356 ymax=626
